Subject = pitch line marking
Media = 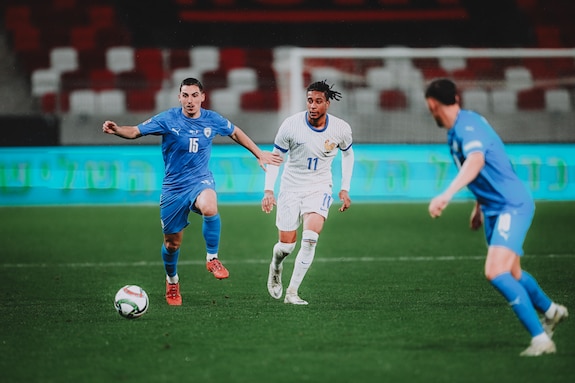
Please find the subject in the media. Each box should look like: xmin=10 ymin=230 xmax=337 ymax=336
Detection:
xmin=1 ymin=253 xmax=574 ymax=269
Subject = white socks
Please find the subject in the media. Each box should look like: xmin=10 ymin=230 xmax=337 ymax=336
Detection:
xmin=272 ymin=241 xmax=296 ymax=269
xmin=287 ymin=230 xmax=319 ymax=295
xmin=167 ymin=274 xmax=179 ymax=284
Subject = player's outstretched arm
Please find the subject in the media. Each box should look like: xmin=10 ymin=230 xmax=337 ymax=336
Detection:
xmin=102 ymin=120 xmax=142 ymax=139
xmin=229 ymin=126 xmax=282 ymax=170
xmin=429 ymin=152 xmax=484 ymax=218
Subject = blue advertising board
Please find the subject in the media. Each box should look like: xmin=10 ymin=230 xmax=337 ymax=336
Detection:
xmin=0 ymin=144 xmax=573 ymax=206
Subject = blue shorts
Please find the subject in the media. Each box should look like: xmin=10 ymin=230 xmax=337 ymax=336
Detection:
xmin=483 ymin=207 xmax=534 ymax=256
xmin=159 ymin=180 xmax=215 ymax=235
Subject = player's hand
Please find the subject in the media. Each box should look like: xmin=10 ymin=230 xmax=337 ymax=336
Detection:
xmin=258 ymin=151 xmax=283 ymax=170
xmin=469 ymin=203 xmax=483 ymax=230
xmin=102 ymin=120 xmax=118 ymax=134
xmin=428 ymin=193 xmax=451 ymax=218
xmin=261 ymin=190 xmax=276 ymax=214
xmin=338 ymin=190 xmax=351 ymax=212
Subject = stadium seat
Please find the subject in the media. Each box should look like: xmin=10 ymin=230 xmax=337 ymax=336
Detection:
xmin=88 ymin=5 xmax=115 ymax=28
xmin=210 ymin=89 xmax=241 ymax=114
xmin=134 ymin=48 xmax=165 ymax=90
xmin=490 ymin=89 xmax=517 ymax=113
xmin=69 ymin=89 xmax=97 ymax=115
xmin=202 ymin=69 xmax=229 ymax=90
xmin=380 ymin=89 xmax=408 ymax=110
xmin=219 ymin=47 xmax=247 ymax=71
xmin=461 ymin=88 xmax=489 ymax=114
xmin=31 ymin=69 xmax=60 ymax=96
xmin=89 ymin=69 xmax=116 ymax=91
xmin=106 ymin=46 xmax=135 ymax=73
xmin=70 ymin=26 xmax=98 ymax=51
xmin=168 ymin=49 xmax=191 ymax=71
xmin=190 ymin=46 xmax=220 ymax=72
xmin=115 ymin=70 xmax=148 ymax=91
xmin=366 ymin=67 xmax=396 ymax=90
xmin=4 ymin=6 xmax=32 ymax=31
xmin=155 ymin=88 xmax=179 ymax=112
xmin=60 ymin=70 xmax=90 ymax=91
xmin=240 ymin=90 xmax=279 ymax=111
xmin=77 ymin=49 xmax=107 ymax=72
xmin=9 ymin=26 xmax=41 ymax=53
xmin=517 ymin=88 xmax=545 ymax=110
xmin=50 ymin=47 xmax=78 ymax=73
xmin=545 ymin=88 xmax=571 ymax=112
xmin=351 ymin=88 xmax=379 ymax=113
xmin=504 ymin=66 xmax=533 ymax=91
xmin=126 ymin=90 xmax=156 ymax=112
xmin=227 ymin=68 xmax=258 ymax=92
xmin=97 ymin=89 xmax=126 ymax=115
xmin=171 ymin=68 xmax=202 ymax=87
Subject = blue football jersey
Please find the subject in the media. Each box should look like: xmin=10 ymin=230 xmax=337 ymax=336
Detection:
xmin=447 ymin=109 xmax=533 ymax=214
xmin=138 ymin=107 xmax=235 ymax=193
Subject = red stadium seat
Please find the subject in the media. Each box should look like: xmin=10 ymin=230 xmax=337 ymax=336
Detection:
xmin=517 ymin=88 xmax=545 ymax=110
xmin=168 ymin=49 xmax=191 ymax=71
xmin=126 ymin=90 xmax=156 ymax=112
xmin=89 ymin=69 xmax=116 ymax=91
xmin=4 ymin=6 xmax=32 ymax=31
xmin=380 ymin=89 xmax=408 ymax=110
xmin=240 ymin=90 xmax=279 ymax=111
xmin=70 ymin=26 xmax=98 ymax=51
xmin=135 ymin=48 xmax=165 ymax=90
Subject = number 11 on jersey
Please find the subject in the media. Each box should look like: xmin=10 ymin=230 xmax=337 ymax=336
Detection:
xmin=307 ymin=157 xmax=318 ymax=170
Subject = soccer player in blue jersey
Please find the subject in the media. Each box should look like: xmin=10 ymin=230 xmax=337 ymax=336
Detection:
xmin=102 ymin=77 xmax=282 ymax=306
xmin=424 ymin=78 xmax=568 ymax=356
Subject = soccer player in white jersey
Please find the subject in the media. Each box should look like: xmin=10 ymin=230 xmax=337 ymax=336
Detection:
xmin=102 ymin=78 xmax=282 ymax=306
xmin=262 ymin=80 xmax=354 ymax=305
xmin=425 ymin=78 xmax=568 ymax=356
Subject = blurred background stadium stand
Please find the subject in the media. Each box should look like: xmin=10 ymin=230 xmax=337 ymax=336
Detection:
xmin=0 ymin=0 xmax=574 ymax=145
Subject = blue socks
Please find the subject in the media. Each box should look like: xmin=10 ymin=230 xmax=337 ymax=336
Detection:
xmin=518 ymin=271 xmax=552 ymax=313
xmin=490 ymin=272 xmax=545 ymax=337
xmin=203 ymin=214 xmax=221 ymax=255
xmin=161 ymin=244 xmax=180 ymax=278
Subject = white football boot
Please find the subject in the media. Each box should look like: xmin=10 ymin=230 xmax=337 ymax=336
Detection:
xmin=267 ymin=263 xmax=283 ymax=299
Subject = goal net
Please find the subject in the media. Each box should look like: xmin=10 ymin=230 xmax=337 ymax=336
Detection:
xmin=274 ymin=47 xmax=575 ymax=143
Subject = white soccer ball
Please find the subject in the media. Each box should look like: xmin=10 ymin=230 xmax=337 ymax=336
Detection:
xmin=114 ymin=285 xmax=149 ymax=319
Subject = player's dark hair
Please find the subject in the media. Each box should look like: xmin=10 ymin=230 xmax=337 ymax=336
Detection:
xmin=180 ymin=77 xmax=204 ymax=92
xmin=425 ymin=78 xmax=457 ymax=105
xmin=307 ymin=80 xmax=342 ymax=101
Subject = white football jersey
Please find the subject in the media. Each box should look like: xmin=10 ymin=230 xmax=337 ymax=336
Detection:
xmin=274 ymin=111 xmax=353 ymax=192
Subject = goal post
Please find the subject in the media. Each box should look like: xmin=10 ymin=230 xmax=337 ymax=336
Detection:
xmin=275 ymin=47 xmax=575 ymax=143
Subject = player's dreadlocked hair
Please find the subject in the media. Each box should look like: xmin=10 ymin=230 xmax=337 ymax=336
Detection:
xmin=307 ymin=80 xmax=342 ymax=101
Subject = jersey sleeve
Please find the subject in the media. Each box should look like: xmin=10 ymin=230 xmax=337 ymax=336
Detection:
xmin=339 ymin=123 xmax=353 ymax=151
xmin=273 ymin=121 xmax=290 ymax=153
xmin=207 ymin=110 xmax=235 ymax=137
xmin=458 ymin=121 xmax=489 ymax=158
xmin=138 ymin=112 xmax=169 ymax=136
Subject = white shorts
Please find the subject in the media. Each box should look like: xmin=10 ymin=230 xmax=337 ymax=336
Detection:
xmin=276 ymin=189 xmax=333 ymax=231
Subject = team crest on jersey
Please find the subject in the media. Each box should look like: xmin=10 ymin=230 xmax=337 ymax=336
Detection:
xmin=203 ymin=127 xmax=212 ymax=138
xmin=324 ymin=139 xmax=337 ymax=153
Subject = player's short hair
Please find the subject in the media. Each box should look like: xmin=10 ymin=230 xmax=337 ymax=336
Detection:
xmin=307 ymin=80 xmax=342 ymax=101
xmin=180 ymin=77 xmax=204 ymax=92
xmin=425 ymin=78 xmax=457 ymax=105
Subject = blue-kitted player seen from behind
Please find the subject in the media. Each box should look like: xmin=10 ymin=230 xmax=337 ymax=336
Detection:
xmin=424 ymin=78 xmax=568 ymax=356
xmin=102 ymin=77 xmax=282 ymax=306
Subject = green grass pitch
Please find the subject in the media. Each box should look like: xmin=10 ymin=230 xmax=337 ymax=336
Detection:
xmin=0 ymin=202 xmax=573 ymax=383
